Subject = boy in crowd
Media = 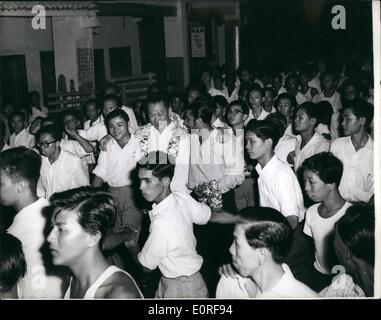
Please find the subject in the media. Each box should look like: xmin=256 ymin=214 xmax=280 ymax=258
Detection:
xmin=9 ymin=111 xmax=35 ymax=149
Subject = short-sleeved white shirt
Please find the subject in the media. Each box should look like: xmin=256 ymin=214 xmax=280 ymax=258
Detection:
xmin=7 ymin=198 xmax=64 ymax=298
xmin=92 ymin=135 xmax=140 ymax=187
xmin=37 ymin=149 xmax=89 ymax=199
xmin=244 ymin=108 xmax=270 ymax=126
xmin=330 ymin=136 xmax=373 ymax=203
xmin=256 ymin=155 xmax=305 ymax=221
xmin=294 ymin=132 xmax=330 ymax=171
xmin=138 ymin=192 xmax=211 ymax=278
xmin=9 ymin=129 xmax=36 ymax=149
xmin=303 ymin=202 xmax=352 ymax=274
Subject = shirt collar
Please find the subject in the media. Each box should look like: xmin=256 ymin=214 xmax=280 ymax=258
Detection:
xmin=149 ymin=193 xmax=176 ymax=218
xmin=265 ymin=264 xmax=295 ymax=296
xmin=14 ymin=128 xmax=27 ymax=137
xmin=151 ymin=120 xmax=174 ymax=135
xmin=255 ymin=154 xmax=280 ymax=176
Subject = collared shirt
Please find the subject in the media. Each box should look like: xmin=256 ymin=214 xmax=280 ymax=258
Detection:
xmin=212 ymin=118 xmax=229 ymax=129
xmin=330 ymin=136 xmax=373 ymax=203
xmin=216 ymin=264 xmax=317 ymax=298
xmin=37 ymin=149 xmax=89 ymax=199
xmin=9 ymin=129 xmax=36 ymax=149
xmin=93 ymin=135 xmax=140 ymax=187
xmin=274 ymin=133 xmax=297 ymax=164
xmin=135 ymin=122 xmax=190 ymax=193
xmin=138 ymin=192 xmax=211 ymax=278
xmin=294 ymin=132 xmax=330 ymax=171
xmin=244 ymin=108 xmax=269 ymax=126
xmin=7 ymin=198 xmax=64 ymax=298
xmin=188 ymin=129 xmax=244 ymax=193
xmin=303 ymin=202 xmax=352 ymax=274
xmin=256 ymin=155 xmax=305 ymax=221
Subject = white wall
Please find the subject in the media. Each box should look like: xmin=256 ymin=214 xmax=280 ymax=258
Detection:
xmin=0 ymin=16 xmax=53 ymax=95
xmin=93 ymin=16 xmax=141 ymax=80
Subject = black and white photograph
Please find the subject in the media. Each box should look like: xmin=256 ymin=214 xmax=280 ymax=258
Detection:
xmin=0 ymin=0 xmax=379 ymax=304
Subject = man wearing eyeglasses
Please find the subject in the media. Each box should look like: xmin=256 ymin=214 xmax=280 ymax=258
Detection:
xmin=36 ymin=125 xmax=89 ymax=199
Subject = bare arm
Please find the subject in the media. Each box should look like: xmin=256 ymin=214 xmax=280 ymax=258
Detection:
xmin=287 ymin=215 xmax=299 ymax=230
xmin=92 ymin=175 xmax=104 ymax=188
xmin=66 ymin=127 xmax=94 ymax=153
xmin=209 ymin=209 xmax=238 ymax=224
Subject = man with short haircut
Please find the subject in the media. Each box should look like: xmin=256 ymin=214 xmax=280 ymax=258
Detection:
xmin=0 ymin=147 xmax=64 ymax=298
xmin=216 ymin=207 xmax=317 ymax=298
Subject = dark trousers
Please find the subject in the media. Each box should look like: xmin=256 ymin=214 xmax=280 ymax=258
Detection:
xmin=195 ymin=189 xmax=237 ymax=297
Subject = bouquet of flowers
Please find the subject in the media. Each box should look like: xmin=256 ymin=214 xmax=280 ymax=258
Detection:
xmin=193 ymin=180 xmax=223 ymax=209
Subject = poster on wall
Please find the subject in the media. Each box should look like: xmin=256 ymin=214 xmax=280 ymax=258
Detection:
xmin=191 ymin=26 xmax=206 ymax=58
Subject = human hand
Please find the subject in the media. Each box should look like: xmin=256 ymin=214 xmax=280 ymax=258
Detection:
xmin=218 ymin=263 xmax=237 ymax=278
xmin=65 ymin=125 xmax=78 ymax=139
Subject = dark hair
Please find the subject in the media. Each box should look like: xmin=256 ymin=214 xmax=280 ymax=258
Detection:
xmin=103 ymin=83 xmax=120 ymax=96
xmin=265 ymin=112 xmax=287 ymax=134
xmin=103 ymin=94 xmax=122 ymax=109
xmin=0 ymin=233 xmax=26 ymax=293
xmin=146 ymin=91 xmax=169 ymax=109
xmin=62 ymin=107 xmax=81 ymax=121
xmin=316 ymin=101 xmax=334 ymax=126
xmin=185 ymin=81 xmax=208 ymax=97
xmin=84 ymin=98 xmax=100 ymax=110
xmin=36 ymin=124 xmax=62 ymax=142
xmin=212 ymin=95 xmax=228 ymax=109
xmin=246 ymin=119 xmax=282 ymax=149
xmin=0 ymin=147 xmax=41 ymax=191
xmin=9 ymin=111 xmax=26 ymax=123
xmin=237 ymin=207 xmax=293 ymax=264
xmin=343 ymin=99 xmax=374 ymax=132
xmin=302 ymin=152 xmax=343 ymax=187
xmin=50 ymin=187 xmax=116 ymax=245
xmin=229 ymin=100 xmax=250 ymax=115
xmin=105 ymin=108 xmax=130 ymax=126
xmin=137 ymin=151 xmax=175 ymax=181
xmin=297 ymin=102 xmax=321 ymax=128
xmin=190 ymin=98 xmax=214 ymax=124
xmin=237 ymin=65 xmax=252 ymax=77
xmin=247 ymin=83 xmax=262 ymax=97
xmin=336 ymin=204 xmax=374 ymax=266
xmin=262 ymin=87 xmax=275 ymax=97
xmin=274 ymin=92 xmax=297 ymax=110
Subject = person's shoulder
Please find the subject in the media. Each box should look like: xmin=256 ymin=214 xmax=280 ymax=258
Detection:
xmin=330 ymin=136 xmax=348 ymax=149
xmin=99 ymin=271 xmax=143 ymax=299
xmin=61 ymin=149 xmax=82 ymax=161
xmin=306 ymin=203 xmax=320 ymax=217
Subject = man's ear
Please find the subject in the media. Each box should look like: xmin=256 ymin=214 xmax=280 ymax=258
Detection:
xmin=88 ymin=231 xmax=102 ymax=248
xmin=259 ymin=248 xmax=269 ymax=265
xmin=264 ymin=138 xmax=273 ymax=149
xmin=162 ymin=176 xmax=171 ymax=187
xmin=359 ymin=116 xmax=367 ymax=127
xmin=16 ymin=179 xmax=25 ymax=194
xmin=243 ymin=113 xmax=249 ymax=121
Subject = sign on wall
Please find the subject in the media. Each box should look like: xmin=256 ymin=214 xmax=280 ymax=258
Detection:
xmin=191 ymin=26 xmax=206 ymax=58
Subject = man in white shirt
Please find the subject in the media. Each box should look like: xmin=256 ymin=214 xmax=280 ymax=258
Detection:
xmin=245 ymin=119 xmax=305 ymax=229
xmin=9 ymin=111 xmax=35 ymax=149
xmin=0 ymin=147 xmax=65 ymax=298
xmin=36 ymin=125 xmax=89 ymax=199
xmin=136 ymin=151 xmax=210 ymax=298
xmin=244 ymin=85 xmax=269 ymax=126
xmin=216 ymin=207 xmax=317 ymax=298
xmin=28 ymin=91 xmax=48 ymax=123
xmin=134 ymin=92 xmax=190 ymax=193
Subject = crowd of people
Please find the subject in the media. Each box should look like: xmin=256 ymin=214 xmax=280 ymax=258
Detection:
xmin=0 ymin=56 xmax=375 ymax=299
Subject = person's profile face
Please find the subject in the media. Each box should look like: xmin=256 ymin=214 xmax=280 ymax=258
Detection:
xmin=229 ymin=224 xmax=262 ymax=277
xmin=147 ymin=101 xmax=169 ymax=131
xmin=341 ymin=108 xmax=363 ymax=136
xmin=63 ymin=114 xmax=79 ymax=131
xmin=0 ymin=169 xmax=18 ymax=207
xmin=47 ymin=209 xmax=92 ymax=267
xmin=245 ymin=131 xmax=268 ymax=161
xmin=303 ymin=169 xmax=330 ymax=203
xmin=294 ymin=108 xmax=314 ymax=133
xmin=227 ymin=105 xmax=246 ymax=126
xmin=138 ymin=168 xmax=166 ymax=203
